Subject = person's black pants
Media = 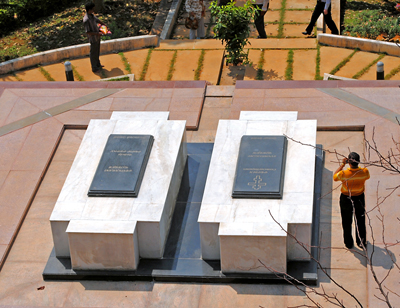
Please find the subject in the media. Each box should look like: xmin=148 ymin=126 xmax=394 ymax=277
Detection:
xmin=254 ymin=4 xmax=268 ymax=38
xmin=339 ymin=193 xmax=367 ymax=248
xmin=305 ymin=1 xmax=338 ymax=35
xmin=90 ymin=39 xmax=101 ymax=72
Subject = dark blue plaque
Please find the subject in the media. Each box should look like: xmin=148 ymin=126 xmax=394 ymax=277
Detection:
xmin=88 ymin=134 xmax=154 ymax=197
xmin=232 ymin=135 xmax=287 ymax=199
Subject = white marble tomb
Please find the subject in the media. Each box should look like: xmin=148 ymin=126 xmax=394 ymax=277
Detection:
xmin=50 ymin=112 xmax=187 ymax=270
xmin=198 ymin=111 xmax=317 ymax=274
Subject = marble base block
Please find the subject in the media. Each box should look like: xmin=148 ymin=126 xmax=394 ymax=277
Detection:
xmin=67 ymin=220 xmax=139 ymax=270
xmin=50 ymin=112 xmax=187 ymax=269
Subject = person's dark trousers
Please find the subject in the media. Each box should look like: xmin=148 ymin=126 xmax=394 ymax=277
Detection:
xmin=253 ymin=4 xmax=268 ymax=38
xmin=339 ymin=193 xmax=367 ymax=248
xmin=90 ymin=39 xmax=101 ymax=72
xmin=305 ymin=1 xmax=338 ymax=35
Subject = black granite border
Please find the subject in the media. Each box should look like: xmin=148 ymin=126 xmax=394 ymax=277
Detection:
xmin=43 ymin=143 xmax=324 ymax=285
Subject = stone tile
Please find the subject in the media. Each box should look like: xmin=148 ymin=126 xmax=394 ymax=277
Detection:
xmin=198 ymin=107 xmax=231 ymax=131
xmin=0 ymin=126 xmax=30 ymax=171
xmin=145 ymin=50 xmax=175 ymax=81
xmin=68 ymin=57 xmax=104 ymax=81
xmin=263 ymin=24 xmax=279 ymax=37
xmin=110 ymin=88 xmax=174 ymax=98
xmin=52 ymin=129 xmax=85 ymax=162
xmin=244 ymin=49 xmax=261 ymax=81
xmin=297 ymin=110 xmax=377 ymax=127
xmin=124 ymin=49 xmax=150 ymax=79
xmin=24 ymin=195 xmax=57 ymax=220
xmin=169 ymin=96 xmax=204 ymax=112
xmin=205 ymin=85 xmax=234 ymax=97
xmin=98 ymin=53 xmax=127 ymax=78
xmin=284 ymin=10 xmax=313 ymax=23
xmin=344 ymin=88 xmax=400 ymax=114
xmin=12 ymin=118 xmax=63 ymax=171
xmin=22 ymin=96 xmax=76 ymax=111
xmin=76 ymin=97 xmax=114 ymax=111
xmin=4 ymin=98 xmax=41 ymax=125
xmin=231 ymin=97 xmax=264 ymax=110
xmin=158 ymin=40 xmax=197 ymax=50
xmin=189 ymin=129 xmax=216 ymax=142
xmin=39 ymin=160 xmax=75 ymax=198
xmin=54 ymin=110 xmax=112 ymax=125
xmin=265 ymin=88 xmax=324 ymax=97
xmin=200 ymin=50 xmax=224 ymax=85
xmin=5 ymin=219 xmax=53 ymax=263
xmin=143 ymin=98 xmax=171 ymax=111
xmin=0 ymin=261 xmax=73 ymax=306
xmin=286 ymin=0 xmax=315 ymax=9
xmin=148 ymin=283 xmax=202 ymax=308
xmin=62 ymin=281 xmax=152 ymax=307
xmin=14 ymin=67 xmax=47 ymax=82
xmin=204 ymin=97 xmax=232 ymax=108
xmin=0 ymin=90 xmax=19 ymax=127
xmin=0 ymin=170 xmax=42 ymax=244
xmin=233 ymin=88 xmax=265 ymax=98
xmin=319 ymin=46 xmax=355 ymax=76
xmin=336 ymin=51 xmax=381 ymax=79
xmin=264 ymin=10 xmax=281 ymax=23
xmin=168 ymin=111 xmax=199 ymax=129
xmin=41 ymin=62 xmax=69 ymax=81
xmin=281 ymin=23 xmax=309 ymax=38
xmin=172 ymin=50 xmax=202 ymax=81
xmin=110 ymin=97 xmax=150 ymax=111
xmin=173 ymin=87 xmax=205 ymax=98
xmin=263 ymin=50 xmax=288 ymax=81
xmin=0 ymin=170 xmax=8 ymax=190
xmin=293 ymin=49 xmax=317 ymax=80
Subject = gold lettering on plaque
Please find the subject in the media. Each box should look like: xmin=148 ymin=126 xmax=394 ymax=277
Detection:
xmin=248 ymin=175 xmax=267 ymax=190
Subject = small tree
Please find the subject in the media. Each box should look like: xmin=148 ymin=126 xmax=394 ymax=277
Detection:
xmin=210 ymin=0 xmax=258 ymax=65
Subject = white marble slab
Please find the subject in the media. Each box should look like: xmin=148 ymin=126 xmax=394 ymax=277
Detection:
xmin=239 ymin=111 xmax=298 ymax=121
xmin=110 ymin=111 xmax=170 ymax=120
xmin=198 ymin=111 xmax=317 ymax=273
xmin=67 ymin=219 xmax=139 ymax=270
xmin=50 ymin=112 xmax=187 ymax=268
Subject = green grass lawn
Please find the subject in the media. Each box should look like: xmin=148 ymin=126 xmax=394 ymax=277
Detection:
xmin=0 ymin=0 xmax=159 ymax=63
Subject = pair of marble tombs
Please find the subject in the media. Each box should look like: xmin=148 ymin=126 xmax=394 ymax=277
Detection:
xmin=49 ymin=110 xmax=316 ymax=275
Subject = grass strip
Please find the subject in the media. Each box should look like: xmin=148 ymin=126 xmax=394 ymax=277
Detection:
xmin=352 ymin=54 xmax=385 ymax=79
xmin=119 ymin=52 xmax=132 ymax=74
xmin=167 ymin=50 xmax=178 ymax=81
xmin=194 ymin=50 xmax=206 ymax=80
xmin=12 ymin=73 xmax=23 ymax=81
xmin=285 ymin=49 xmax=294 ymax=80
xmin=315 ymin=44 xmax=323 ymax=80
xmin=277 ymin=0 xmax=287 ymax=38
xmin=385 ymin=64 xmax=400 ymax=80
xmin=71 ymin=64 xmax=84 ymax=81
xmin=256 ymin=49 xmax=265 ymax=80
xmin=139 ymin=48 xmax=153 ymax=81
xmin=38 ymin=66 xmax=55 ymax=81
xmin=329 ymin=48 xmax=359 ymax=75
xmin=107 ymin=76 xmax=130 ymax=81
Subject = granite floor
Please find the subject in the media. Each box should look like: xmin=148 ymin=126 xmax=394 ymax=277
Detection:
xmin=0 ymin=80 xmax=399 ymax=308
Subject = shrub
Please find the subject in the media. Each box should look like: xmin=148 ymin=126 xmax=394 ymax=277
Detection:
xmin=344 ymin=10 xmax=400 ymax=39
xmin=210 ymin=0 xmax=258 ymax=65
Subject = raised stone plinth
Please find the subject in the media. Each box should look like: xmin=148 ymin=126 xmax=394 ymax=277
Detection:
xmin=50 ymin=111 xmax=187 ymax=270
xmin=198 ymin=111 xmax=316 ymax=274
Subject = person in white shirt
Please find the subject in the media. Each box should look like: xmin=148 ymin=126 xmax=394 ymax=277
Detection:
xmin=302 ymin=0 xmax=338 ymax=36
xmin=253 ymin=0 xmax=269 ymax=38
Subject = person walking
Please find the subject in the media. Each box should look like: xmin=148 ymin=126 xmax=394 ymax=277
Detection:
xmin=83 ymin=2 xmax=106 ymax=73
xmin=253 ymin=0 xmax=269 ymax=38
xmin=333 ymin=152 xmax=370 ymax=249
xmin=185 ymin=0 xmax=205 ymax=40
xmin=302 ymin=0 xmax=338 ymax=36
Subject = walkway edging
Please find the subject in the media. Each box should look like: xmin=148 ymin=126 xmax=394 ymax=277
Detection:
xmin=318 ymin=34 xmax=400 ymax=57
xmin=0 ymin=35 xmax=159 ymax=75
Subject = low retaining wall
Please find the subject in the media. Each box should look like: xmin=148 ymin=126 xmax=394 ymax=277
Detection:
xmin=318 ymin=34 xmax=400 ymax=57
xmin=0 ymin=35 xmax=159 ymax=75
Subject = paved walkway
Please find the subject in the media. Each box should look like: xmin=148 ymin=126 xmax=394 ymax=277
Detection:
xmin=1 ymin=0 xmax=400 ymax=83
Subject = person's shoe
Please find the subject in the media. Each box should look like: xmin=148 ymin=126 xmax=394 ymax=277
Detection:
xmin=302 ymin=31 xmax=310 ymax=35
xmin=92 ymin=69 xmax=100 ymax=73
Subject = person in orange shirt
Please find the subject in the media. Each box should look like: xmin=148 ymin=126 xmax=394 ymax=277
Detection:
xmin=333 ymin=152 xmax=370 ymax=249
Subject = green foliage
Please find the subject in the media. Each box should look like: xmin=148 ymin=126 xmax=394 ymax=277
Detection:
xmin=315 ymin=44 xmax=323 ymax=80
xmin=344 ymin=10 xmax=400 ymax=40
xmin=329 ymin=48 xmax=358 ymax=75
xmin=106 ymin=76 xmax=130 ymax=81
xmin=210 ymin=0 xmax=258 ymax=65
xmin=285 ymin=49 xmax=293 ymax=80
xmin=194 ymin=50 xmax=206 ymax=80
xmin=277 ymin=0 xmax=287 ymax=38
xmin=102 ymin=21 xmax=127 ymax=41
xmin=38 ymin=65 xmax=55 ymax=81
xmin=72 ymin=64 xmax=84 ymax=81
xmin=119 ymin=52 xmax=132 ymax=74
xmin=256 ymin=49 xmax=265 ymax=80
xmin=385 ymin=63 xmax=400 ymax=80
xmin=167 ymin=50 xmax=177 ymax=81
xmin=140 ymin=48 xmax=153 ymax=81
